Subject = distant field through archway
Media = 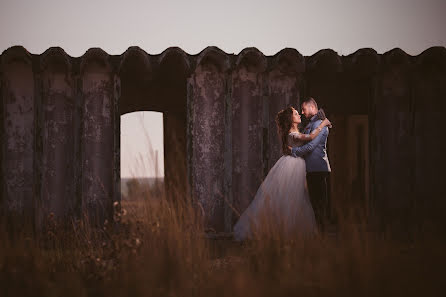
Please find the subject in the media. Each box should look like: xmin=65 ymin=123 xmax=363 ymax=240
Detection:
xmin=120 ymin=111 xmax=164 ymax=200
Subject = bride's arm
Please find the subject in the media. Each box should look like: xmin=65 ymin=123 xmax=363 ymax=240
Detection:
xmin=292 ymin=126 xmax=328 ymax=157
xmin=292 ymin=118 xmax=331 ymax=143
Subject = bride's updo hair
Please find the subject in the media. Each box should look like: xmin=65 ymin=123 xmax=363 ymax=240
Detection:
xmin=275 ymin=106 xmax=294 ymax=154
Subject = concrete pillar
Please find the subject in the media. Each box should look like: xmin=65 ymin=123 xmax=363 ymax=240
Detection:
xmin=230 ymin=48 xmax=267 ymax=228
xmin=36 ymin=48 xmax=77 ymax=226
xmin=187 ymin=47 xmax=230 ymax=232
xmin=373 ymin=49 xmax=415 ymax=232
xmin=412 ymin=47 xmax=446 ymax=231
xmin=0 ymin=46 xmax=35 ymax=223
xmin=80 ymin=48 xmax=119 ymax=225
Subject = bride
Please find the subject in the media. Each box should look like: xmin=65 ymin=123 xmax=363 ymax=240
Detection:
xmin=233 ymin=106 xmax=331 ymax=241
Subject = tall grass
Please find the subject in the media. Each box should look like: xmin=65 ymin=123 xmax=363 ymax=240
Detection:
xmin=1 ymin=181 xmax=444 ymax=297
xmin=1 ymin=116 xmax=444 ymax=297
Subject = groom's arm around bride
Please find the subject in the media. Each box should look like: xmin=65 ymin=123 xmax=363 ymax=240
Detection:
xmin=290 ymin=124 xmax=328 ymax=158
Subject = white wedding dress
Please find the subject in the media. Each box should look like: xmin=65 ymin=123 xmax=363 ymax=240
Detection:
xmin=233 ymin=131 xmax=317 ymax=241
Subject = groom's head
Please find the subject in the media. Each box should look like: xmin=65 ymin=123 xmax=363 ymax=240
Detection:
xmin=301 ymin=97 xmax=318 ymax=119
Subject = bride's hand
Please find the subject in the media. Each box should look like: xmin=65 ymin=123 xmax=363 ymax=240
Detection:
xmin=283 ymin=146 xmax=292 ymax=155
xmin=322 ymin=118 xmax=331 ymax=127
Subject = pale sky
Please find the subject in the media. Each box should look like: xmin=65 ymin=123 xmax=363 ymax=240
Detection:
xmin=1 ymin=0 xmax=445 ymax=177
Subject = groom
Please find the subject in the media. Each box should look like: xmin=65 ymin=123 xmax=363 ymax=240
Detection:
xmin=285 ymin=97 xmax=331 ymax=232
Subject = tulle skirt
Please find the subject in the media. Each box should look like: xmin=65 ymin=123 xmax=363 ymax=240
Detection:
xmin=233 ymin=155 xmax=317 ymax=241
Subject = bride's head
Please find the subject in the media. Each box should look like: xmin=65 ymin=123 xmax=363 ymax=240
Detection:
xmin=292 ymin=108 xmax=301 ymax=124
xmin=276 ymin=107 xmax=300 ymax=131
xmin=275 ymin=106 xmax=295 ymax=153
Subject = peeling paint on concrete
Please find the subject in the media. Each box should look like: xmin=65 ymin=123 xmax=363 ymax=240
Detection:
xmin=1 ymin=56 xmax=35 ymax=215
xmin=40 ymin=65 xmax=76 ymax=222
xmin=190 ymin=63 xmax=226 ymax=231
xmin=81 ymin=62 xmax=115 ymax=225
xmin=231 ymin=65 xmax=265 ymax=226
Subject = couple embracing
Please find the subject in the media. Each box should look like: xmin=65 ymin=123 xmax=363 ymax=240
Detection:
xmin=233 ymin=97 xmax=331 ymax=241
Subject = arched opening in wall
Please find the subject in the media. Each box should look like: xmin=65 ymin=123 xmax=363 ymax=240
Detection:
xmin=118 ymin=47 xmax=190 ymax=208
xmin=120 ymin=111 xmax=164 ymax=201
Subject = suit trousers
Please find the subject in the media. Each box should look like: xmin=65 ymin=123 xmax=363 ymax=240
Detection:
xmin=306 ymin=172 xmax=330 ymax=231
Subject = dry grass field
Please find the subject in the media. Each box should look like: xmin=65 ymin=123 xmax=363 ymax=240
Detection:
xmin=1 ymin=179 xmax=445 ymax=297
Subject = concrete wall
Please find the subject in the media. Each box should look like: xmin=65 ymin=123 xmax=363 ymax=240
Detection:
xmin=1 ymin=45 xmax=445 ymax=233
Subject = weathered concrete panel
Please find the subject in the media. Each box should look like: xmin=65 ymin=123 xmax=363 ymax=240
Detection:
xmin=80 ymin=49 xmax=117 ymax=225
xmin=412 ymin=47 xmax=446 ymax=231
xmin=0 ymin=55 xmax=2 ymax=214
xmin=373 ymin=49 xmax=415 ymax=231
xmin=188 ymin=48 xmax=230 ymax=231
xmin=231 ymin=48 xmax=266 ymax=226
xmin=37 ymin=48 xmax=76 ymax=224
xmin=113 ymin=75 xmax=121 ymax=215
xmin=1 ymin=47 xmax=35 ymax=218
